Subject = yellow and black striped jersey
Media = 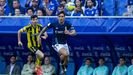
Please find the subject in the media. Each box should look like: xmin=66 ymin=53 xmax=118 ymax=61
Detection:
xmin=20 ymin=24 xmax=43 ymax=50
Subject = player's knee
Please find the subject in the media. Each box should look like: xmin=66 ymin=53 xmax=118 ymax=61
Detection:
xmin=63 ymin=52 xmax=69 ymax=57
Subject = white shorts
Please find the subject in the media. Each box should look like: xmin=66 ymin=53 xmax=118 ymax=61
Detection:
xmin=52 ymin=44 xmax=69 ymax=55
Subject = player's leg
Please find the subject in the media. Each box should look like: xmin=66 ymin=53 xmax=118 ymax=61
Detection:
xmin=29 ymin=47 xmax=44 ymax=65
xmin=52 ymin=44 xmax=69 ymax=74
xmin=59 ymin=49 xmax=68 ymax=66
xmin=59 ymin=48 xmax=69 ymax=73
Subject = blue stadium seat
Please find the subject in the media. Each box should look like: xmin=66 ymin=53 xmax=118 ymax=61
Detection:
xmin=0 ymin=56 xmax=6 ymax=74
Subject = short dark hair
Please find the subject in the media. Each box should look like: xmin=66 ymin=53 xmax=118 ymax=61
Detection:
xmin=37 ymin=8 xmax=46 ymax=16
xmin=85 ymin=57 xmax=92 ymax=63
xmin=30 ymin=15 xmax=38 ymax=19
xmin=57 ymin=11 xmax=66 ymax=16
xmin=27 ymin=7 xmax=34 ymax=12
xmin=10 ymin=55 xmax=17 ymax=58
xmin=99 ymin=57 xmax=105 ymax=61
xmin=120 ymin=56 xmax=126 ymax=61
xmin=13 ymin=0 xmax=20 ymax=3
xmin=58 ymin=4 xmax=65 ymax=8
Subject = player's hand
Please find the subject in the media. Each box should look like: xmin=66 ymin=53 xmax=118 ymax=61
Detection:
xmin=18 ymin=41 xmax=23 ymax=46
xmin=64 ymin=27 xmax=70 ymax=35
xmin=41 ymin=36 xmax=47 ymax=40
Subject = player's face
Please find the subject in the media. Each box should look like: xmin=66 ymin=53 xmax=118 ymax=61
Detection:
xmin=27 ymin=9 xmax=33 ymax=16
xmin=58 ymin=13 xmax=65 ymax=24
xmin=99 ymin=59 xmax=104 ymax=66
xmin=119 ymin=58 xmax=125 ymax=65
xmin=0 ymin=0 xmax=5 ymax=6
xmin=87 ymin=0 xmax=93 ymax=7
xmin=44 ymin=57 xmax=50 ymax=65
xmin=27 ymin=55 xmax=33 ymax=62
xmin=10 ymin=56 xmax=16 ymax=64
xmin=76 ymin=0 xmax=81 ymax=7
xmin=31 ymin=17 xmax=38 ymax=25
xmin=85 ymin=60 xmax=91 ymax=65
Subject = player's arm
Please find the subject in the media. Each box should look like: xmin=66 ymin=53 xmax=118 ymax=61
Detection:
xmin=38 ymin=23 xmax=52 ymax=38
xmin=69 ymin=29 xmax=76 ymax=36
xmin=41 ymin=32 xmax=48 ymax=40
xmin=38 ymin=26 xmax=48 ymax=39
xmin=64 ymin=26 xmax=76 ymax=36
xmin=18 ymin=27 xmax=26 ymax=46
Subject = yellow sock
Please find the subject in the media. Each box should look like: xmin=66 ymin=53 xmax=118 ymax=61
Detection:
xmin=35 ymin=57 xmax=42 ymax=66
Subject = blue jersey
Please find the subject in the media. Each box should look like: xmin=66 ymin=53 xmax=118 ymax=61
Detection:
xmin=84 ymin=7 xmax=98 ymax=16
xmin=47 ymin=21 xmax=75 ymax=44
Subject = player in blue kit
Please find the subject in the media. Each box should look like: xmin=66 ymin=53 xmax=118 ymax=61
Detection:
xmin=38 ymin=11 xmax=76 ymax=74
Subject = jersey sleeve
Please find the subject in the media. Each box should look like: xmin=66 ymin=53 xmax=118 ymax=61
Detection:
xmin=19 ymin=25 xmax=30 ymax=32
xmin=67 ymin=22 xmax=75 ymax=30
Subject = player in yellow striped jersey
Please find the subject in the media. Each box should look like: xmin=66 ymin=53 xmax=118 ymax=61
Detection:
xmin=18 ymin=15 xmax=47 ymax=66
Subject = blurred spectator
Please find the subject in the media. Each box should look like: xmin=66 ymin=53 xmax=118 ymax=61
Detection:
xmin=93 ymin=57 xmax=109 ymax=75
xmin=112 ymin=57 xmax=128 ymax=75
xmin=21 ymin=54 xmax=35 ymax=75
xmin=25 ymin=7 xmax=34 ymax=16
xmin=60 ymin=0 xmax=67 ymax=6
xmin=25 ymin=0 xmax=44 ymax=15
xmin=56 ymin=4 xmax=65 ymax=15
xmin=71 ymin=0 xmax=84 ymax=16
xmin=37 ymin=8 xmax=46 ymax=16
xmin=60 ymin=0 xmax=72 ymax=16
xmin=42 ymin=0 xmax=57 ymax=16
xmin=0 ymin=6 xmax=5 ymax=16
xmin=42 ymin=56 xmax=56 ymax=75
xmin=14 ymin=8 xmax=22 ymax=16
xmin=128 ymin=56 xmax=133 ymax=75
xmin=0 ymin=0 xmax=11 ymax=15
xmin=11 ymin=0 xmax=25 ymax=15
xmin=123 ymin=5 xmax=133 ymax=16
xmin=84 ymin=0 xmax=98 ymax=16
xmin=5 ymin=55 xmax=21 ymax=75
xmin=29 ymin=0 xmax=39 ymax=14
xmin=77 ymin=57 xmax=94 ymax=75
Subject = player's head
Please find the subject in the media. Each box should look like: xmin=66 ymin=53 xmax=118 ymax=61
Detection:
xmin=30 ymin=15 xmax=38 ymax=25
xmin=44 ymin=56 xmax=51 ymax=65
xmin=27 ymin=54 xmax=33 ymax=62
xmin=57 ymin=11 xmax=65 ymax=24
xmin=119 ymin=56 xmax=126 ymax=66
xmin=87 ymin=0 xmax=94 ymax=8
xmin=10 ymin=55 xmax=17 ymax=64
xmin=85 ymin=57 xmax=92 ymax=65
xmin=98 ymin=57 xmax=105 ymax=66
